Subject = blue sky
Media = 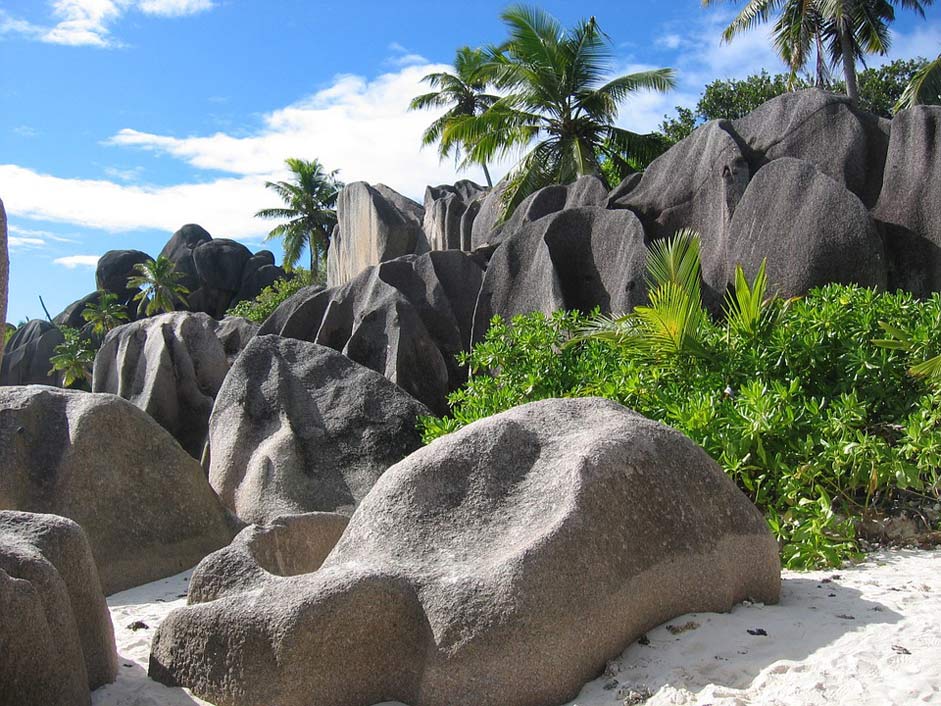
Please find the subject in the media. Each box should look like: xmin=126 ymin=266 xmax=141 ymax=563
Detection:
xmin=2 ymin=1 xmax=939 ymax=323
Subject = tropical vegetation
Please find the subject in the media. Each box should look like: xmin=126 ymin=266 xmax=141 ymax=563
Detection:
xmin=420 ymin=234 xmax=941 ymax=569
xmin=409 ymin=47 xmax=500 ymax=187
xmin=128 ymin=256 xmax=190 ymax=317
xmin=256 ymin=158 xmax=343 ymax=279
xmin=895 ymin=51 xmax=941 ymax=108
xmin=49 ymin=326 xmax=96 ymax=389
xmin=417 ymin=6 xmax=675 ymax=218
xmin=81 ymin=291 xmax=128 ymax=336
xmin=702 ymin=0 xmax=935 ymax=103
xmin=226 ymin=269 xmax=314 ymax=323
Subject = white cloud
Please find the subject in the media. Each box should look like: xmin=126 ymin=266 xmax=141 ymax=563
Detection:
xmin=138 ymin=0 xmax=213 ymax=17
xmin=1 ymin=0 xmax=213 ymax=48
xmin=53 ymin=254 xmax=101 ymax=269
xmin=103 ymin=165 xmax=144 ymax=181
xmin=6 ymin=225 xmax=77 ymax=250
xmin=9 ymin=236 xmax=47 ymax=250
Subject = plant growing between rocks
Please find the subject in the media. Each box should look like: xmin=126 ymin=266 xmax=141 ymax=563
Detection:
xmin=422 ymin=234 xmax=941 ymax=569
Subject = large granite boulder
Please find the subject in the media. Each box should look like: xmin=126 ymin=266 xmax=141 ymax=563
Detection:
xmin=53 ymin=292 xmax=101 ymax=331
xmin=327 ymin=182 xmax=429 ymax=287
xmin=0 ymin=386 xmax=233 ymax=593
xmin=728 ymin=158 xmax=886 ymax=297
xmin=188 ymin=512 xmax=349 ymax=604
xmin=208 ymin=335 xmax=429 ymax=524
xmin=193 ymin=238 xmax=252 ymax=292
xmin=159 ymin=223 xmax=212 ymax=293
xmin=609 ymin=120 xmax=750 ymax=307
xmin=423 ymin=180 xmax=487 ymax=251
xmin=473 ymin=207 xmax=648 ymax=342
xmin=235 ymin=250 xmax=287 ymax=304
xmin=732 ymin=88 xmax=890 ymax=208
xmin=469 ymin=179 xmax=511 ymax=249
xmin=150 ymin=397 xmax=780 ymax=706
xmin=872 ymin=105 xmax=941 ymax=295
xmin=262 ymin=250 xmax=485 ymax=413
xmin=0 ymin=319 xmax=64 ymax=387
xmin=92 ymin=312 xmax=231 ymax=459
xmin=96 ymin=249 xmax=151 ymax=308
xmin=0 ymin=511 xmax=117 ymax=706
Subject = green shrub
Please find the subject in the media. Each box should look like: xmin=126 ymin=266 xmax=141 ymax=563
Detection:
xmin=226 ymin=269 xmax=314 ymax=323
xmin=421 ymin=284 xmax=941 ymax=570
xmin=49 ymin=325 xmax=96 ymax=389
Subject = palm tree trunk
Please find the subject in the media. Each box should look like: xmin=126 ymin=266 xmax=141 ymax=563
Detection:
xmin=482 ymin=163 xmax=493 ymax=188
xmin=309 ymin=238 xmax=320 ymax=282
xmin=838 ymin=19 xmax=859 ymax=102
xmin=0 ymin=197 xmax=7 ymax=372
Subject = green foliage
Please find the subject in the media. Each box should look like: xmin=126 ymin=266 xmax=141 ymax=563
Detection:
xmin=836 ymin=57 xmax=931 ymax=116
xmin=81 ymin=291 xmax=128 ymax=336
xmin=226 ymin=270 xmax=314 ymax=323
xmin=894 ymin=53 xmax=941 ymax=110
xmin=4 ymin=323 xmax=14 ymax=345
xmin=128 ymin=256 xmax=190 ymax=317
xmin=422 ymin=278 xmax=941 ymax=570
xmin=50 ymin=326 xmax=96 ymax=389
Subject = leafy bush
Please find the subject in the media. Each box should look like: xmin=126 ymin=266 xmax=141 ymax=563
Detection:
xmin=50 ymin=326 xmax=96 ymax=389
xmin=226 ymin=269 xmax=314 ymax=323
xmin=421 ymin=270 xmax=941 ymax=569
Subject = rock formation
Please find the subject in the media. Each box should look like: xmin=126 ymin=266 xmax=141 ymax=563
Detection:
xmin=92 ymin=312 xmax=231 ymax=459
xmin=0 ymin=386 xmax=233 ymax=593
xmin=208 ymin=335 xmax=429 ymax=524
xmin=0 ymin=197 xmax=7 ymax=373
xmin=0 ymin=319 xmax=64 ymax=387
xmin=422 ymin=180 xmax=487 ymax=251
xmin=187 ymin=512 xmax=349 ymax=603
xmin=150 ymin=397 xmax=780 ymax=706
xmin=262 ymin=250 xmax=484 ymax=413
xmin=0 ymin=511 xmax=117 ymax=706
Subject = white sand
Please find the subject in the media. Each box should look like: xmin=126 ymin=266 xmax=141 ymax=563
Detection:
xmin=92 ymin=549 xmax=941 ymax=706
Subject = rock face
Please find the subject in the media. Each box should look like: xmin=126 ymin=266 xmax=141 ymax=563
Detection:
xmin=327 ymin=182 xmax=429 ymax=287
xmin=160 ymin=223 xmax=212 ymax=293
xmin=0 ymin=319 xmax=64 ymax=387
xmin=0 ymin=511 xmax=117 ymax=706
xmin=150 ymin=397 xmax=780 ymax=706
xmin=187 ymin=512 xmax=350 ymax=604
xmin=96 ymin=249 xmax=151 ymax=309
xmin=0 ymin=197 xmax=6 ymax=373
xmin=208 ymin=335 xmax=429 ymax=524
xmin=0 ymin=386 xmax=233 ymax=593
xmin=873 ymin=105 xmax=941 ymax=295
xmin=473 ymin=207 xmax=648 ymax=341
xmin=423 ymin=180 xmax=487 ymax=251
xmin=92 ymin=312 xmax=231 ymax=459
xmin=732 ymin=88 xmax=890 ymax=208
xmin=261 ymin=250 xmax=485 ymax=414
xmin=728 ymin=158 xmax=886 ymax=297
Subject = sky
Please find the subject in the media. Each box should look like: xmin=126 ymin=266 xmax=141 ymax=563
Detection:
xmin=1 ymin=1 xmax=939 ymax=323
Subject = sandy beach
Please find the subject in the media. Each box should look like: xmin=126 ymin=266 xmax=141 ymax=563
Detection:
xmin=91 ymin=548 xmax=941 ymax=706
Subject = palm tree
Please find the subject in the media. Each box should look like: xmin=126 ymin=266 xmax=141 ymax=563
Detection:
xmin=444 ymin=6 xmax=675 ymax=218
xmin=81 ymin=291 xmax=128 ymax=336
xmin=0 ymin=197 xmax=7 ymax=372
xmin=255 ymin=158 xmax=342 ymax=278
xmin=704 ymin=0 xmax=934 ymax=102
xmin=127 ymin=256 xmax=190 ymax=317
xmin=409 ymin=46 xmax=500 ymax=187
xmin=895 ymin=51 xmax=941 ymax=109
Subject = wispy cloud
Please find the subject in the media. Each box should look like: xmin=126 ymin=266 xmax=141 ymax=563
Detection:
xmin=103 ymin=165 xmax=144 ymax=182
xmin=385 ymin=41 xmax=429 ymax=68
xmin=53 ymin=254 xmax=102 ymax=269
xmin=1 ymin=0 xmax=214 ymax=48
xmin=13 ymin=126 xmax=38 ymax=138
xmin=7 ymin=225 xmax=77 ymax=250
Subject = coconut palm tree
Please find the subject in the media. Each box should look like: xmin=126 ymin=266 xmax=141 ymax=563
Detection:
xmin=704 ymin=0 xmax=934 ymax=102
xmin=255 ymin=158 xmax=342 ymax=279
xmin=127 ymin=256 xmax=190 ymax=317
xmin=81 ymin=291 xmax=128 ymax=336
xmin=409 ymin=46 xmax=501 ymax=187
xmin=895 ymin=51 xmax=941 ymax=109
xmin=444 ymin=6 xmax=675 ymax=219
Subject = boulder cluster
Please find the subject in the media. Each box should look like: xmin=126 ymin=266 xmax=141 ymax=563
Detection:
xmin=2 ymin=90 xmax=938 ymax=706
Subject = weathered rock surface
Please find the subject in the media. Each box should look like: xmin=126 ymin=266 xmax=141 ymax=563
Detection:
xmin=327 ymin=182 xmax=429 ymax=287
xmin=208 ymin=335 xmax=429 ymax=524
xmin=473 ymin=207 xmax=648 ymax=341
xmin=423 ymin=180 xmax=487 ymax=252
xmin=609 ymin=119 xmax=750 ymax=306
xmin=0 ymin=386 xmax=233 ymax=593
xmin=262 ymin=250 xmax=484 ymax=413
xmin=873 ymin=105 xmax=941 ymax=295
xmin=187 ymin=512 xmax=349 ymax=604
xmin=728 ymin=158 xmax=886 ymax=297
xmin=732 ymin=88 xmax=890 ymax=208
xmin=159 ymin=223 xmax=212 ymax=293
xmin=193 ymin=238 xmax=253 ymax=293
xmin=0 ymin=319 xmax=64 ymax=387
xmin=0 ymin=511 xmax=116 ymax=706
xmin=214 ymin=315 xmax=259 ymax=362
xmin=96 ymin=249 xmax=151 ymax=308
xmin=92 ymin=312 xmax=231 ymax=459
xmin=150 ymin=397 xmax=780 ymax=706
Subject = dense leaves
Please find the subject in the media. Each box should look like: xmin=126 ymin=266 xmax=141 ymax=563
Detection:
xmin=226 ymin=270 xmax=314 ymax=323
xmin=421 ymin=284 xmax=941 ymax=569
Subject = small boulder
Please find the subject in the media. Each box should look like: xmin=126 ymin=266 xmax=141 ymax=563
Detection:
xmin=208 ymin=335 xmax=429 ymax=524
xmin=0 ymin=386 xmax=233 ymax=593
xmin=0 ymin=511 xmax=117 ymax=706
xmin=150 ymin=397 xmax=780 ymax=706
xmin=0 ymin=319 xmax=64 ymax=387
